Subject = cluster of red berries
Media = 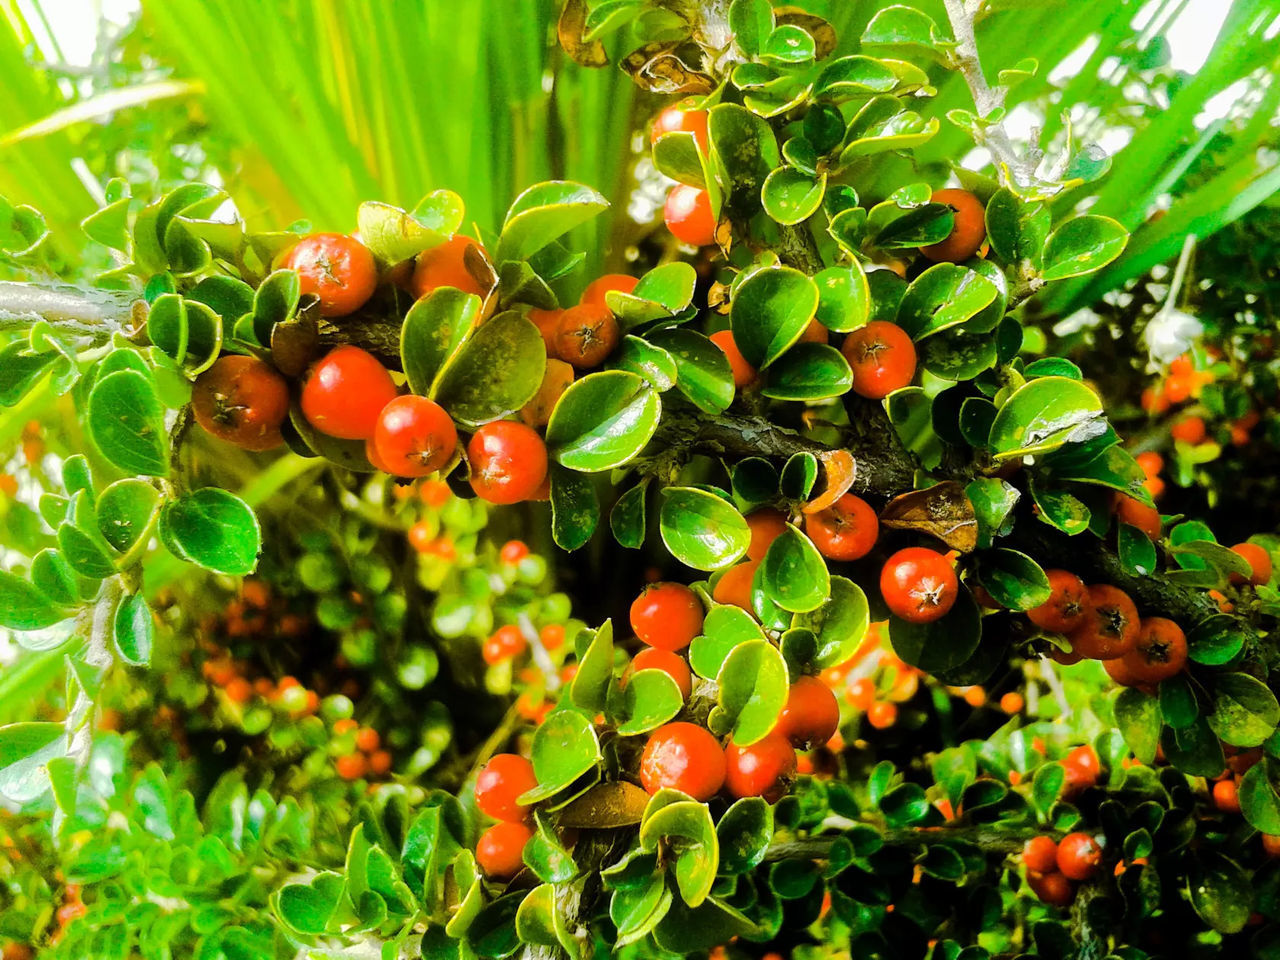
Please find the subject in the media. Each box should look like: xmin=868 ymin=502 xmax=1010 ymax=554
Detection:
xmin=1021 ymin=832 xmax=1103 ymax=906
xmin=627 ymin=582 xmax=840 ymax=804
xmin=48 ymin=882 xmax=86 ymax=946
xmin=527 ymin=273 xmax=633 ymax=376
xmin=1140 ymin=353 xmax=1215 ymax=416
xmin=331 ymin=718 xmax=393 ymax=781
xmin=473 ymin=753 xmax=540 ymax=880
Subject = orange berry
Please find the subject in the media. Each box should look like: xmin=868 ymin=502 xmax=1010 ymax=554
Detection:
xmin=336 ymin=753 xmax=367 ymax=780
xmin=355 ymin=728 xmax=381 ymax=753
xmin=866 ymin=701 xmax=897 ymax=729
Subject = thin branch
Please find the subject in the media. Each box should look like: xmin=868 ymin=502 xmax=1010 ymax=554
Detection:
xmin=0 ymin=281 xmax=141 ymax=341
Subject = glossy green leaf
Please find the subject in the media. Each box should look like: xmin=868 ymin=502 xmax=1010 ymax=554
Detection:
xmin=652 ymin=130 xmax=706 ymax=189
xmin=888 ymin=588 xmax=981 ymax=672
xmin=730 ymin=267 xmax=819 ymax=370
xmin=896 ymin=264 xmax=999 ymax=341
xmin=96 ymin=479 xmax=161 ymax=558
xmin=984 ymin=188 xmax=1050 ymax=267
xmin=814 ymin=263 xmax=870 ymax=332
xmin=400 ymin=288 xmax=481 ymax=395
xmin=761 ymin=526 xmax=829 ymax=613
xmin=639 ymin=800 xmax=719 ymax=907
xmin=610 ymin=669 xmax=684 ymax=736
xmin=546 ymin=371 xmax=661 ymax=472
xmin=977 ymin=549 xmax=1050 ymax=611
xmin=433 ymin=311 xmax=545 ymax=426
xmin=659 ymin=487 xmax=749 ymax=571
xmin=520 ymin=710 xmax=602 ymax=804
xmin=1188 ymin=852 xmax=1253 ymax=934
xmin=1207 ymin=673 xmax=1280 ymax=748
xmin=113 ymin=593 xmax=154 ymax=666
xmin=1118 ymin=523 xmax=1158 ymax=576
xmin=647 ymin=329 xmax=735 ymax=415
xmin=159 ymin=488 xmax=261 ymax=576
xmin=1186 ymin=615 xmax=1246 ymax=666
xmin=614 ymin=336 xmax=677 ymax=390
xmin=716 ymin=639 xmax=789 ymax=745
xmin=760 ymin=343 xmax=852 ymax=401
xmin=0 ymin=571 xmax=68 ymax=630
xmin=988 ymin=377 xmax=1105 ymax=461
xmin=1114 ymin=687 xmax=1161 ymax=764
xmin=790 ymin=576 xmax=869 ymax=669
xmin=87 ymin=371 xmax=169 ymax=478
xmin=610 ymin=481 xmax=648 ymax=549
xmin=497 ymin=181 xmax=609 ymax=262
xmin=358 ymin=195 xmax=461 ymax=265
xmin=1040 ymin=215 xmax=1128 ymax=281
xmin=861 ymin=5 xmax=954 ymax=62
xmin=1239 ymin=759 xmax=1280 ymax=834
xmin=550 ymin=464 xmax=598 ymax=552
xmin=690 ymin=604 xmax=765 ymax=680
xmin=761 ymin=167 xmax=825 ymax=225
xmin=708 ymin=103 xmax=781 ymax=215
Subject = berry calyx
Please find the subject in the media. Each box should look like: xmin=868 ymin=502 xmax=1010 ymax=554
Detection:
xmin=880 ymin=547 xmax=959 ymax=623
xmin=639 ymin=722 xmax=726 ymax=800
xmin=1026 ymin=569 xmax=1090 ymax=634
xmin=283 ymin=233 xmax=378 ymax=317
xmin=630 ymin=582 xmax=704 ymax=651
xmin=467 ymin=421 xmax=548 ymax=504
xmin=374 ymin=395 xmax=458 ymax=477
xmin=301 ymin=346 xmax=399 ymax=440
xmin=1068 ymin=584 xmax=1140 ymax=660
xmin=1119 ymin=617 xmax=1187 ymax=684
xmin=555 ymin=303 xmax=619 ymax=369
xmin=192 ymin=356 xmax=289 ymax=451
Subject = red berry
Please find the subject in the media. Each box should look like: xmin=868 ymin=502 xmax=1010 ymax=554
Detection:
xmin=725 ymin=732 xmax=797 ymax=802
xmin=283 ymin=233 xmax=378 ymax=317
xmin=1026 ymin=569 xmax=1090 ymax=634
xmin=467 ymin=421 xmax=549 ymax=504
xmin=711 ymin=561 xmax=760 ymax=611
xmin=1027 ymin=869 xmax=1075 ymax=907
xmin=841 ymin=321 xmax=917 ymax=399
xmin=483 ymin=624 xmax=528 ymax=665
xmin=476 ymin=821 xmax=534 ymax=879
xmin=866 ymin=701 xmax=898 ymax=729
xmin=1213 ymin=778 xmax=1241 ymax=814
xmin=1170 ymin=415 xmax=1207 ymax=445
xmin=630 ymin=582 xmax=704 ymax=651
xmin=301 ymin=346 xmax=398 ymax=440
xmin=581 ymin=274 xmax=639 ymax=309
xmin=1231 ymin=542 xmax=1272 ymax=586
xmin=745 ymin=508 xmax=789 ymax=561
xmin=1056 ymin=832 xmax=1102 ymax=881
xmin=804 ymin=493 xmax=879 ymax=562
xmin=500 ymin=540 xmax=530 ymax=565
xmin=651 ymin=106 xmax=710 ymax=153
xmin=639 ymin=722 xmax=726 ymax=800
xmin=1068 ymin=584 xmax=1140 ymax=660
xmin=1120 ymin=617 xmax=1187 ymax=684
xmin=664 ymin=185 xmax=717 ymax=247
xmin=1023 ymin=836 xmax=1059 ymax=873
xmin=775 ymin=675 xmax=840 ymax=748
xmin=880 ymin=548 xmax=958 ymax=623
xmin=919 ymin=189 xmax=987 ymax=263
xmin=1113 ymin=494 xmax=1162 ymax=540
xmin=555 ymin=303 xmax=619 ymax=369
xmin=710 ymin=329 xmax=757 ymax=388
xmin=354 ymin=728 xmax=380 ymax=753
xmin=373 ymin=395 xmax=457 ymax=477
xmin=628 ymin=648 xmax=693 ymax=700
xmin=475 ymin=753 xmax=538 ymax=822
xmin=192 ymin=356 xmax=290 ymax=451
xmin=336 ymin=753 xmax=367 ymax=780
xmin=412 ymin=234 xmax=489 ymax=300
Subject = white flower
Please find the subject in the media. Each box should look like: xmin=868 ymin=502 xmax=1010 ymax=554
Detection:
xmin=1144 ymin=307 xmax=1203 ymax=369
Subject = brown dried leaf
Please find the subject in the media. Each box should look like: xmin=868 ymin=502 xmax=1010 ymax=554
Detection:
xmin=270 ymin=309 xmax=319 ymax=378
xmin=556 ymin=780 xmax=649 ymax=828
xmin=801 ymin=449 xmax=857 ymax=515
xmin=879 ymin=480 xmax=978 ymax=553
xmin=775 ymin=8 xmax=837 ymax=59
xmin=620 ymin=41 xmax=715 ymax=96
xmin=707 ymin=281 xmax=731 ymax=313
xmin=558 ymin=0 xmax=609 ymax=68
xmin=463 ymin=242 xmax=497 ymax=298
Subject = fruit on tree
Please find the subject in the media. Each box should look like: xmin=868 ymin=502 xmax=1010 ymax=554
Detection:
xmin=1056 ymin=832 xmax=1102 ymax=880
xmin=1212 ymin=778 xmax=1241 ymax=813
xmin=841 ymin=321 xmax=917 ymax=399
xmin=775 ymin=675 xmax=840 ymax=748
xmin=879 ymin=547 xmax=959 ymax=623
xmin=1120 ymin=617 xmax=1187 ymax=684
xmin=283 ymin=232 xmax=378 ymax=317
xmin=651 ymin=106 xmax=709 ymax=153
xmin=1170 ymin=415 xmax=1207 ymax=445
xmin=580 ymin=273 xmax=638 ymax=308
xmin=374 ymin=395 xmax=458 ymax=477
xmin=1231 ymin=542 xmax=1272 ymax=585
xmin=639 ymin=722 xmax=726 ymax=800
xmin=627 ymin=648 xmax=692 ymax=699
xmin=1026 ymin=869 xmax=1075 ymax=907
xmin=482 ymin=624 xmax=528 ymax=665
xmin=520 ymin=359 xmax=574 ymax=429
xmin=710 ymin=330 xmax=758 ymax=388
xmin=746 ymin=508 xmax=789 ymax=561
xmin=475 ymin=753 xmax=538 ymax=822
xmin=1026 ymin=569 xmax=1090 ymax=633
xmin=555 ymin=303 xmax=619 ymax=369
xmin=919 ymin=189 xmax=987 ymax=263
xmin=1023 ymin=836 xmax=1059 ymax=873
xmin=630 ymin=582 xmax=704 ymax=651
xmin=412 ymin=234 xmax=489 ymax=300
xmin=1068 ymin=584 xmax=1140 ymax=660
xmin=664 ymin=184 xmax=716 ymax=247
xmin=475 ymin=821 xmax=534 ymax=879
xmin=301 ymin=346 xmax=398 ymax=440
xmin=724 ymin=732 xmax=797 ymax=801
xmin=866 ymin=701 xmax=898 ymax=729
xmin=804 ymin=493 xmax=879 ymax=562
xmin=467 ymin=421 xmax=548 ymax=504
xmin=192 ymin=356 xmax=289 ymax=451
xmin=712 ymin=561 xmax=760 ymax=611
xmin=1113 ymin=495 xmax=1162 ymax=541
xmin=528 ymin=307 xmax=563 ymax=356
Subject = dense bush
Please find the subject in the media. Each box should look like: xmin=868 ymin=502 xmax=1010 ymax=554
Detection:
xmin=1 ymin=2 xmax=1280 ymax=958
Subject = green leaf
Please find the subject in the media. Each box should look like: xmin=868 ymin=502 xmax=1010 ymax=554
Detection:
xmin=762 ymin=23 xmax=815 ymax=63
xmin=159 ymin=488 xmax=261 ymax=576
xmin=1028 ymin=480 xmax=1091 ymax=536
xmin=708 ymin=103 xmax=780 ymax=216
xmin=652 ymin=130 xmax=707 ymax=189
xmin=358 ymin=196 xmax=461 ymax=265
xmin=888 ymin=588 xmax=981 ymax=672
xmin=1161 ymin=717 xmax=1224 ymax=777
xmin=815 ymin=55 xmax=900 ymax=99
xmin=1118 ymin=523 xmax=1158 ymax=576
xmin=984 ymin=188 xmax=1050 ymax=267
xmin=1187 ymin=615 xmax=1246 ymax=666
xmin=1114 ymin=688 xmax=1161 ymax=764
xmin=659 ymin=487 xmax=750 ymax=571
xmin=1160 ymin=674 xmax=1199 ymax=729
xmin=761 ymin=167 xmax=826 ymax=225
xmin=861 ymin=5 xmax=954 ymax=62
xmin=87 ymin=371 xmax=169 ymax=477
xmin=690 ymin=605 xmax=765 ymax=680
xmin=814 ymin=263 xmax=870 ymax=332
xmin=977 ymin=549 xmax=1050 ymax=611
xmin=1239 ymin=759 xmax=1280 ymax=834
xmin=761 ymin=526 xmax=829 ymax=613
xmin=1207 ymin=673 xmax=1280 ymax=748
xmin=779 ymin=452 xmax=818 ymax=501
xmin=717 ymin=798 xmax=773 ymax=874
xmin=647 ymin=329 xmax=735 ymax=415
xmin=730 ymin=267 xmax=819 ymax=370
xmin=609 ymin=669 xmax=684 ymax=736
xmin=1040 ymin=216 xmax=1128 ymax=281
xmin=1188 ymin=853 xmax=1253 ymax=934
xmin=728 ymin=0 xmax=775 ymax=56
xmin=965 ymin=477 xmax=1019 ymax=549
xmin=896 ymin=264 xmax=999 ymax=341
xmin=571 ymin=621 xmax=614 ymax=714
xmin=550 ymin=464 xmax=598 ymax=552
xmin=520 ymin=710 xmax=602 ymax=804
xmin=791 ymin=576 xmax=869 ymax=669
xmin=433 ymin=311 xmax=546 ymax=426
xmin=0 ymin=344 xmax=57 ymax=407
xmin=546 ymin=371 xmax=662 ymax=472
xmin=614 ymin=336 xmax=677 ymax=390
xmin=610 ymin=482 xmax=648 ymax=549
xmin=497 ymin=181 xmax=609 ymax=262
xmin=0 ymin=721 xmax=65 ymax=804
xmin=715 ymin=640 xmax=789 ymax=745
xmin=640 ymin=800 xmax=719 ymax=907
xmin=400 ymin=288 xmax=481 ymax=396
xmin=112 ymin=593 xmax=154 ymax=666
xmin=760 ymin=343 xmax=852 ymax=401
xmin=867 ymin=199 xmax=953 ymax=248
xmin=30 ymin=551 xmax=78 ymax=607
xmin=188 ymin=275 xmax=255 ymax=334
xmin=0 ymin=571 xmax=68 ymax=630
xmin=988 ymin=377 xmax=1105 ymax=461
xmin=252 ymin=269 xmax=301 ymax=343
xmin=96 ymin=479 xmax=161 ymax=558
xmin=145 ymin=295 xmax=222 ymax=374
xmin=839 ymin=96 xmax=939 ymax=162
